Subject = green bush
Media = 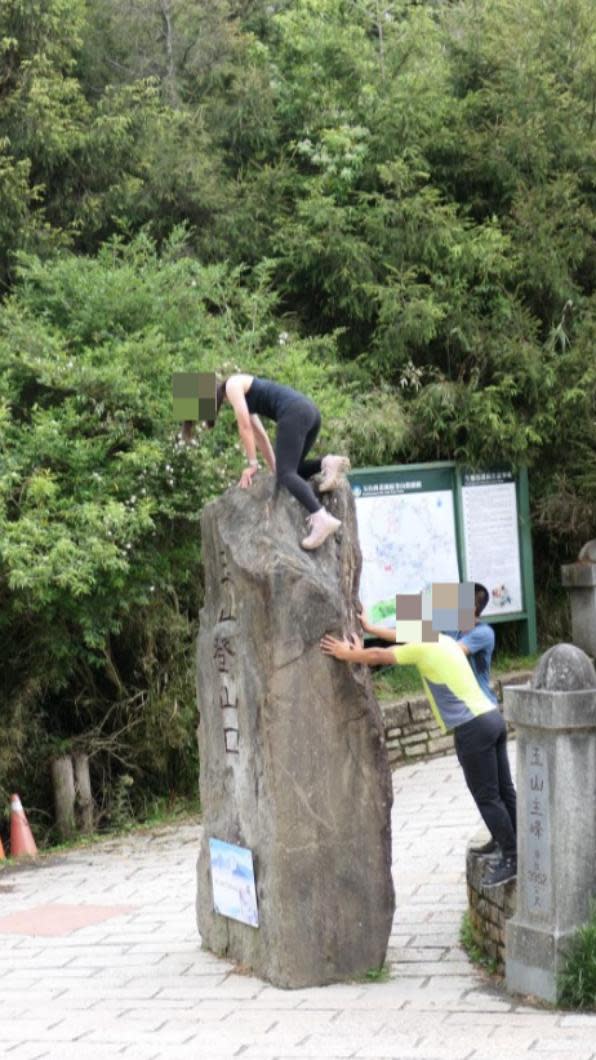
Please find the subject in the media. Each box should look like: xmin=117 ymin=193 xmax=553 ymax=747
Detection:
xmin=558 ymin=902 xmax=596 ymax=1010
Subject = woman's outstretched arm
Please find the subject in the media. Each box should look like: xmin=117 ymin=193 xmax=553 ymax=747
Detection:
xmin=250 ymin=414 xmax=276 ymax=472
xmin=225 ymin=378 xmax=257 ymax=461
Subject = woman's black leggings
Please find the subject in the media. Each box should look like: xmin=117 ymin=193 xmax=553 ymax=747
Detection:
xmin=275 ymin=399 xmax=322 ymax=514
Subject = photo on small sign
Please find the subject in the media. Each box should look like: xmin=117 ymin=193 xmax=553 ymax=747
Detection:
xmin=209 ymin=838 xmax=259 ymax=928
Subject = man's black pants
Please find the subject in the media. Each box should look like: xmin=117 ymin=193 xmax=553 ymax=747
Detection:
xmin=453 ymin=709 xmax=517 ymax=858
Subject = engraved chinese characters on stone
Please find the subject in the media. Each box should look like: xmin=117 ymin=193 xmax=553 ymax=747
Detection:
xmin=216 ymin=547 xmax=239 ymax=755
xmin=213 ymin=633 xmax=235 ymax=674
xmin=526 ymin=744 xmax=551 ymax=916
xmin=219 ymin=681 xmax=239 ymax=754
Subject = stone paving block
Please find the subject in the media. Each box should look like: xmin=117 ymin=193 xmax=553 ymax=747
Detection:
xmin=144 ymin=1043 xmax=240 ymax=1060
xmin=29 ymin=996 xmax=98 ymax=1013
xmin=0 ymin=938 xmax=42 ymax=953
xmin=154 ymin=986 xmax=257 ymax=1004
xmin=2 ymin=1006 xmax=74 ymax=1026
xmin=255 ymin=985 xmax=365 ymax=1008
xmin=237 ymin=1011 xmax=336 ymax=1034
xmin=81 ymin=1022 xmax=198 ymax=1046
xmin=443 ymin=1012 xmax=548 ymax=1028
xmin=388 ymin=947 xmax=447 ymax=963
xmin=350 ymin=1054 xmax=456 ymax=1060
xmin=0 ymin=976 xmax=44 ymax=990
xmin=111 ymin=972 xmax=229 ymax=992
xmin=392 ymin=961 xmax=473 ymax=977
xmin=439 ymin=949 xmax=468 ymax=963
xmin=66 ymin=954 xmax=166 ymax=970
xmin=16 ymin=966 xmax=98 ymax=981
xmin=53 ymin=1047 xmax=158 ymax=1060
xmin=1 ymin=1017 xmax=100 ymax=1043
xmin=376 ymin=1014 xmax=448 ymax=1038
xmin=2 ymin=955 xmax=80 ymax=970
xmin=355 ymin=1036 xmax=471 ymax=1059
xmin=2 ymin=1045 xmax=50 ymax=1059
xmin=341 ymin=983 xmax=429 ymax=1009
xmin=53 ymin=981 xmax=161 ymax=1000
xmin=87 ymin=998 xmax=193 ymax=1018
xmin=536 ymin=1040 xmax=596 ymax=1053
xmin=463 ymin=1051 xmax=534 ymax=1060
xmin=132 ymin=945 xmax=209 ymax=958
xmin=406 ymin=924 xmax=460 ymax=939
xmin=357 ymin=1014 xmax=411 ymax=1037
xmin=233 ymin=1039 xmax=358 ymax=1058
xmin=560 ymin=1014 xmax=596 ymax=1027
xmin=149 ymin=957 xmax=219 ymax=977
xmin=413 ymin=882 xmax=463 ymax=897
xmin=418 ymin=975 xmax=482 ymax=993
xmin=150 ymin=975 xmax=262 ymax=997
xmin=459 ymin=990 xmax=513 ymax=1009
xmin=1 ymin=988 xmax=72 ymax=1006
xmin=0 ymin=1006 xmax=27 ymax=1022
xmin=468 ymin=1049 xmax=594 ymax=1060
xmin=400 ymin=994 xmax=509 ymax=1013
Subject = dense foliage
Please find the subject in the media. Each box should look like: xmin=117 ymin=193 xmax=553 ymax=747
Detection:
xmin=1 ymin=0 xmax=595 ymax=840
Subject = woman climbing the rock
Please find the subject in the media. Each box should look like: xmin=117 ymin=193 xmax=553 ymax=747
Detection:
xmin=182 ymin=373 xmax=350 ymax=550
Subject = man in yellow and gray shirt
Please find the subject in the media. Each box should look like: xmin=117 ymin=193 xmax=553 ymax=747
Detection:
xmin=320 ymin=611 xmax=517 ymax=889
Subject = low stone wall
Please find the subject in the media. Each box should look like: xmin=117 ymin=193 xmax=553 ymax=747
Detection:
xmin=381 ymin=696 xmax=453 ymax=765
xmin=466 ymin=837 xmax=517 ymax=973
xmin=380 ymin=670 xmax=531 ymax=768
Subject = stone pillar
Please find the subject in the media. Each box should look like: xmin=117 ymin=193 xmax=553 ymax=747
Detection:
xmin=561 ymin=541 xmax=596 ymax=658
xmin=504 ymin=644 xmax=596 ymax=1002
xmin=196 ymin=476 xmax=395 ymax=988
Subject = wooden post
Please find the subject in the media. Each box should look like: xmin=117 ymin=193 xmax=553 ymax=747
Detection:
xmin=73 ymin=752 xmax=94 ymax=835
xmin=50 ymin=755 xmax=76 ymax=840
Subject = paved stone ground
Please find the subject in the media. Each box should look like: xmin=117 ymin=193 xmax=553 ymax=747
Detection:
xmin=1 ymin=748 xmax=595 ymax=1060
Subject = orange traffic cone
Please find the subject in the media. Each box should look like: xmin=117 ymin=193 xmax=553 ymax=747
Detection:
xmin=0 ymin=835 xmax=5 ymax=860
xmin=10 ymin=794 xmax=38 ymax=857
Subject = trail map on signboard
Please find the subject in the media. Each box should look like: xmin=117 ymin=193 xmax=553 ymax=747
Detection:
xmin=352 ymin=479 xmax=460 ymax=625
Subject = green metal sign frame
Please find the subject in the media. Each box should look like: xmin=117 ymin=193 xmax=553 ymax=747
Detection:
xmin=348 ymin=461 xmax=537 ymax=654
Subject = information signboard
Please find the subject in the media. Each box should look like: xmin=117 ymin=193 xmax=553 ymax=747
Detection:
xmin=348 ymin=462 xmax=537 ymax=652
xmin=460 ymin=470 xmax=522 ymax=617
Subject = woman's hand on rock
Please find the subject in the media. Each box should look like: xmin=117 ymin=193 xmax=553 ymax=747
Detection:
xmin=239 ymin=466 xmax=258 ymax=489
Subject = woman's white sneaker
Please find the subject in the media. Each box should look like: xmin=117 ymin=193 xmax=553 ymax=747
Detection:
xmin=319 ymin=455 xmax=351 ymax=492
xmin=301 ymin=508 xmax=342 ymax=550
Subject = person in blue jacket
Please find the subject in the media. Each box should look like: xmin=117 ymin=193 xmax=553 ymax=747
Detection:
xmin=450 ymin=583 xmax=496 ymax=704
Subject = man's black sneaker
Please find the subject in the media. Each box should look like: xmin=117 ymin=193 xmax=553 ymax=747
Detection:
xmin=470 ymin=837 xmax=499 ymax=856
xmin=483 ymin=856 xmax=517 ymax=888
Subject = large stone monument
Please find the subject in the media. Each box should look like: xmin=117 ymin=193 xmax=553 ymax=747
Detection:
xmin=504 ymin=644 xmax=596 ymax=1002
xmin=561 ymin=540 xmax=596 ymax=658
xmin=196 ymin=475 xmax=395 ymax=988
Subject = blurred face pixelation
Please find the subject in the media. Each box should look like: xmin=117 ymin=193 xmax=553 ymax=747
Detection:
xmin=395 ymin=582 xmax=475 ymax=643
xmin=172 ymin=371 xmax=217 ymax=423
